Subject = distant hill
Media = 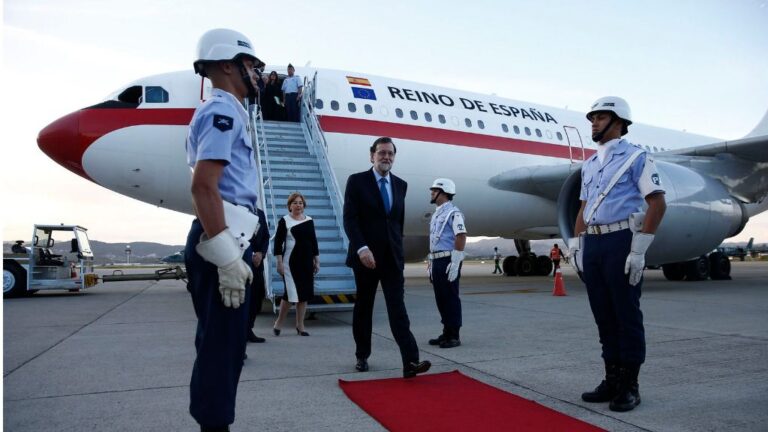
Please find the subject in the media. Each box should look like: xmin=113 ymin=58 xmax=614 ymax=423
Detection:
xmin=3 ymin=240 xmax=185 ymax=265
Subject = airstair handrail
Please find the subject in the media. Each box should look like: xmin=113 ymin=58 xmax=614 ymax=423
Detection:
xmin=248 ymin=101 xmax=274 ymax=300
xmin=300 ymin=72 xmax=349 ymax=251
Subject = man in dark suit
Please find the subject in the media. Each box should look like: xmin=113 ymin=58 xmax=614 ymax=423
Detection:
xmin=343 ymin=137 xmax=431 ymax=379
xmin=247 ymin=208 xmax=269 ymax=343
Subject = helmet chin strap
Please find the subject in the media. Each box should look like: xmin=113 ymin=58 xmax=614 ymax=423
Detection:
xmin=591 ymin=115 xmax=615 ymax=143
xmin=237 ymin=61 xmax=257 ymax=104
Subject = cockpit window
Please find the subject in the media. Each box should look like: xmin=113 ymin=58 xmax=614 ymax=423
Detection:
xmin=145 ymin=86 xmax=169 ymax=103
xmin=117 ymin=86 xmax=142 ymax=104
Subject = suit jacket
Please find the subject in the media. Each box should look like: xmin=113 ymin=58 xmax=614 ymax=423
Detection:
xmin=343 ymin=168 xmax=407 ymax=270
xmin=249 ymin=208 xmax=269 ymax=266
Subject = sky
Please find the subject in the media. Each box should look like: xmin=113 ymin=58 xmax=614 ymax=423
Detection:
xmin=2 ymin=0 xmax=768 ymax=245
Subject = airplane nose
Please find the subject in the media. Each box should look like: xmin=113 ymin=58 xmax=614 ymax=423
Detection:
xmin=37 ymin=110 xmax=90 ymax=179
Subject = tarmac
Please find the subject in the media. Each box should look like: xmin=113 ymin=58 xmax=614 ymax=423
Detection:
xmin=4 ymin=261 xmax=768 ymax=431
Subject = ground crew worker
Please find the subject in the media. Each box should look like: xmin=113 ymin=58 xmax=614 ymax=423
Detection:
xmin=550 ymin=244 xmax=563 ymax=275
xmin=184 ymin=28 xmax=263 ymax=432
xmin=427 ymin=178 xmax=467 ymax=348
xmin=492 ymin=247 xmax=502 ymax=274
xmin=568 ymin=96 xmax=666 ymax=412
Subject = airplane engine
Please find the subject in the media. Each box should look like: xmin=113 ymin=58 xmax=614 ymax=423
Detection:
xmin=557 ymin=160 xmax=748 ymax=266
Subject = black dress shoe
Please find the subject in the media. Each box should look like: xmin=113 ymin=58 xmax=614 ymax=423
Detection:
xmin=439 ymin=338 xmax=461 ymax=348
xmin=248 ymin=331 xmax=266 ymax=343
xmin=273 ymin=327 xmax=281 ymax=336
xmin=355 ymin=358 xmax=369 ymax=372
xmin=296 ymin=327 xmax=310 ymax=336
xmin=403 ymin=360 xmax=431 ymax=378
xmin=428 ymin=334 xmax=447 ymax=346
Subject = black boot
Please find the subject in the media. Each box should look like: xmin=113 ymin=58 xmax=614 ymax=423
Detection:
xmin=610 ymin=364 xmax=641 ymax=412
xmin=429 ymin=326 xmax=448 ymax=346
xmin=581 ymin=361 xmax=619 ymax=402
xmin=439 ymin=327 xmax=461 ymax=348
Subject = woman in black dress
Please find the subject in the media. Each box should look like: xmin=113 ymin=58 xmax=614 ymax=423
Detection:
xmin=260 ymin=71 xmax=283 ymax=121
xmin=273 ymin=192 xmax=319 ymax=336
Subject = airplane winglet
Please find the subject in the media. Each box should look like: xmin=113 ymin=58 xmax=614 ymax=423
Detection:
xmin=745 ymin=109 xmax=768 ymax=138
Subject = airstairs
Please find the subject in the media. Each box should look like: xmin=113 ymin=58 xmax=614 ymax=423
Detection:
xmin=252 ymin=86 xmax=355 ymax=312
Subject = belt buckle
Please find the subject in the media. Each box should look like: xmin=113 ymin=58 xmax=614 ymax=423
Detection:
xmin=595 ymin=225 xmax=602 ymax=235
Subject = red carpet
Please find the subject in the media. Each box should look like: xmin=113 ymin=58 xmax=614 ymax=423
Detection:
xmin=339 ymin=370 xmax=605 ymax=432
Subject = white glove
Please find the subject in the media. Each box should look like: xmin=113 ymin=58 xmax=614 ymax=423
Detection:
xmin=624 ymin=233 xmax=654 ymax=286
xmin=196 ymin=229 xmax=253 ymax=308
xmin=567 ymin=237 xmax=582 ymax=274
xmin=446 ymin=250 xmax=465 ymax=282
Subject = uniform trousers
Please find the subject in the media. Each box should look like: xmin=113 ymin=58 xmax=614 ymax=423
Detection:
xmin=430 ymin=256 xmax=462 ymax=328
xmin=185 ymin=219 xmax=251 ymax=427
xmin=352 ymin=256 xmax=419 ymax=366
xmin=583 ymin=228 xmax=646 ymax=365
xmin=284 ymin=93 xmax=299 ymax=122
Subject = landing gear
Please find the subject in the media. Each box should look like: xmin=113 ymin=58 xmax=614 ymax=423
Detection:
xmin=661 ymin=252 xmax=730 ymax=281
xmin=501 ymin=240 xmax=553 ymax=277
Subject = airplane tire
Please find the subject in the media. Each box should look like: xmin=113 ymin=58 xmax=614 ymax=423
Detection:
xmin=708 ymin=252 xmax=731 ymax=280
xmin=662 ymin=262 xmax=685 ymax=281
xmin=536 ymin=255 xmax=553 ymax=276
xmin=683 ymin=256 xmax=710 ymax=281
xmin=502 ymin=256 xmax=517 ymax=276
xmin=3 ymin=261 xmax=27 ymax=298
xmin=514 ymin=254 xmax=537 ymax=277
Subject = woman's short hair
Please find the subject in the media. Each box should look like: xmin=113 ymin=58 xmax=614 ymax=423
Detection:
xmin=286 ymin=192 xmax=306 ymax=209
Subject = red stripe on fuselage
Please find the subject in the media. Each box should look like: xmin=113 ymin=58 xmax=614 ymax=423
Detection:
xmin=59 ymin=108 xmax=591 ymax=182
xmin=318 ymin=115 xmax=594 ymax=160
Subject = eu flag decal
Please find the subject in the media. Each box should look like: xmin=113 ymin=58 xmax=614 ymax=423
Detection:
xmin=351 ymin=87 xmax=377 ymax=100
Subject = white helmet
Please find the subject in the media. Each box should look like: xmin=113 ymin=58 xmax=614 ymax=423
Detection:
xmin=430 ymin=178 xmax=456 ymax=195
xmin=193 ymin=28 xmax=260 ymax=77
xmin=586 ymin=96 xmax=632 ymax=125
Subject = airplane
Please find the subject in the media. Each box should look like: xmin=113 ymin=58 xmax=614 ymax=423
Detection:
xmin=36 ymin=65 xmax=768 ymax=281
xmin=718 ymin=238 xmax=768 ymax=261
xmin=160 ymin=250 xmax=185 ymax=264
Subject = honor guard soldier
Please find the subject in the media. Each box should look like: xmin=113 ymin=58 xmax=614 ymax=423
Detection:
xmin=184 ymin=28 xmax=263 ymax=432
xmin=568 ymin=96 xmax=666 ymax=412
xmin=427 ymin=178 xmax=467 ymax=348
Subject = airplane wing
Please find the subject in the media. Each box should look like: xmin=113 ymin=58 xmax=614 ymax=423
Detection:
xmin=490 ymin=131 xmax=768 ymax=207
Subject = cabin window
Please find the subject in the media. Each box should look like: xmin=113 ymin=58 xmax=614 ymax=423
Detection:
xmin=331 ymin=100 xmax=340 ymax=111
xmin=502 ymin=124 xmax=509 ymax=133
xmin=145 ymin=86 xmax=169 ymax=103
xmin=478 ymin=120 xmax=485 ymax=129
xmin=315 ymin=99 xmax=324 ymax=109
xmin=556 ymin=131 xmax=563 ymax=141
xmin=525 ymin=127 xmax=531 ymax=136
xmin=546 ymin=130 xmax=553 ymax=139
xmin=348 ymin=102 xmax=357 ymax=113
xmin=438 ymin=114 xmax=446 ymax=124
xmin=465 ymin=118 xmax=472 ymax=128
xmin=535 ymin=128 xmax=542 ymax=138
xmin=513 ymin=125 xmax=520 ymax=134
xmin=364 ymin=104 xmax=373 ymax=114
xmin=410 ymin=110 xmax=418 ymax=120
xmin=396 ymin=108 xmax=404 ymax=118
xmin=425 ymin=112 xmax=433 ymax=122
xmin=451 ymin=116 xmax=460 ymax=126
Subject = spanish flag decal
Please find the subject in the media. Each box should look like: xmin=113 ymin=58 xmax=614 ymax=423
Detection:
xmin=346 ymin=76 xmax=371 ymax=86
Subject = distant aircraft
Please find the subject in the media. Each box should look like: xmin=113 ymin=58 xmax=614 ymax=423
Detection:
xmin=718 ymin=238 xmax=754 ymax=261
xmin=36 ymin=65 xmax=768 ymax=280
xmin=160 ymin=251 xmax=184 ymax=264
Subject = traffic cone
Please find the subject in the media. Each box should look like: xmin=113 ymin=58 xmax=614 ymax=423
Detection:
xmin=552 ymin=268 xmax=567 ymax=296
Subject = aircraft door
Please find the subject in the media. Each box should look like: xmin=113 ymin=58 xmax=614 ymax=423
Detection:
xmin=563 ymin=126 xmax=585 ymax=162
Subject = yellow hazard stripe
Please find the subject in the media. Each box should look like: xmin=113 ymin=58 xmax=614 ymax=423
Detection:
xmin=315 ymin=294 xmax=356 ymax=304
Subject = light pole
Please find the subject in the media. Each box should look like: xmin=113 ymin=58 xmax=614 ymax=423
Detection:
xmin=125 ymin=245 xmax=131 ymax=265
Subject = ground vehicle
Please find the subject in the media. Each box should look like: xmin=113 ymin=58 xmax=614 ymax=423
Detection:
xmin=3 ymin=225 xmax=99 ymax=298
